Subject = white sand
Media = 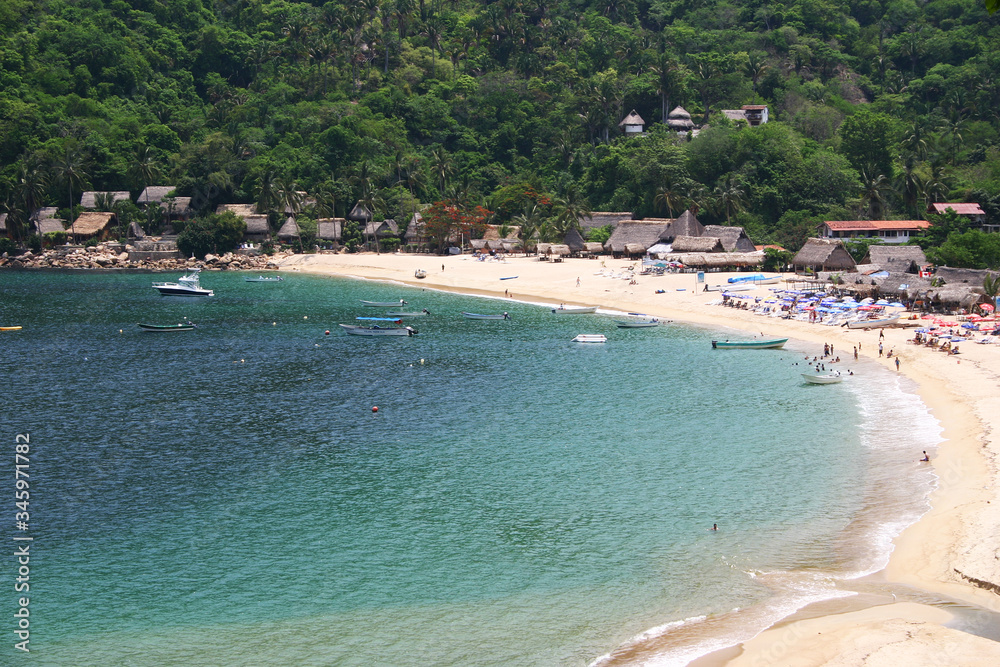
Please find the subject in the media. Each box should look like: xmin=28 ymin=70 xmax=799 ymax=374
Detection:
xmin=278 ymin=252 xmax=1000 ymax=665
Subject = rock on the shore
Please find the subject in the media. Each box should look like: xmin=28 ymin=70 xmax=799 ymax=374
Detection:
xmin=1 ymin=245 xmax=290 ymax=272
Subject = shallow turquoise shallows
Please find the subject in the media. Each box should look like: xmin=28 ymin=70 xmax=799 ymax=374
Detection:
xmin=0 ymin=270 xmax=939 ymax=666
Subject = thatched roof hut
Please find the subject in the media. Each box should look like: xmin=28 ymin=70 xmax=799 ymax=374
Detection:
xmin=656 ymin=210 xmax=705 ymax=242
xmin=364 ymin=219 xmax=399 ymax=237
xmin=663 ymin=252 xmax=764 ymax=268
xmin=563 ymin=228 xmax=586 ymax=253
xmin=580 ymin=212 xmax=633 ymax=232
xmin=701 ymin=225 xmax=756 ymax=252
xmin=667 ymin=106 xmax=695 ymax=131
xmin=584 ymin=242 xmax=605 ymax=255
xmin=923 ymin=286 xmax=981 ymax=310
xmin=548 ymin=244 xmax=571 ymax=256
xmin=34 ymin=218 xmax=66 ymax=236
xmin=931 ymin=267 xmax=992 ymax=287
xmin=536 ymin=243 xmax=551 ymax=255
xmin=671 ymin=235 xmax=723 ymax=253
xmin=404 ymin=212 xmax=426 ymax=244
xmin=348 ymin=202 xmax=373 ymax=222
xmin=792 ymin=239 xmax=856 ymax=273
xmin=862 ymin=245 xmax=927 ymax=273
xmin=605 ymin=220 xmax=670 ymax=254
xmin=277 ymin=216 xmax=300 ymax=240
xmin=244 ymin=215 xmax=270 ymax=241
xmin=317 ymin=218 xmax=344 ymax=241
xmin=137 ymin=186 xmax=176 ymax=206
xmin=80 ymin=191 xmax=130 ymax=209
xmin=159 ymin=196 xmax=193 ymax=219
xmin=31 ymin=207 xmax=59 ymax=222
xmin=70 ymin=212 xmax=116 ymax=239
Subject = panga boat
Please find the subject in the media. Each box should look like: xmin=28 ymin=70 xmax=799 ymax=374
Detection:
xmin=572 ymin=334 xmax=607 ymax=343
xmin=385 ymin=309 xmax=430 ymax=317
xmin=0 ymin=326 xmax=22 ymax=331
xmin=463 ymin=312 xmax=510 ymax=320
xmin=153 ymin=270 xmax=214 ymax=296
xmin=704 ymin=284 xmax=756 ymax=292
xmin=552 ymin=306 xmax=598 ymax=314
xmin=339 ymin=323 xmax=417 ymax=336
xmin=845 ymin=314 xmax=901 ymax=329
xmin=138 ymin=322 xmax=196 ymax=332
xmin=711 ymin=338 xmax=788 ymax=349
xmin=361 ymin=299 xmax=408 ymax=307
xmin=727 ymin=274 xmax=782 ymax=285
xmin=414 ymin=269 xmax=427 ymax=279
xmin=802 ymin=373 xmax=843 ymax=384
xmin=615 ymin=319 xmax=659 ymax=328
xmin=245 ymin=275 xmax=283 ymax=282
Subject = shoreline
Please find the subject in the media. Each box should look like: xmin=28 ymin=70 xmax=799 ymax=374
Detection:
xmin=278 ymin=252 xmax=1000 ymax=665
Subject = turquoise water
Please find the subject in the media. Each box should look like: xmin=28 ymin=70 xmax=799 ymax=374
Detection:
xmin=0 ymin=271 xmax=939 ymax=665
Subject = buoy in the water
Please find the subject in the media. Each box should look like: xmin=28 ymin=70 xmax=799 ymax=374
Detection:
xmin=325 ymin=330 xmax=330 ymax=335
xmin=372 ymin=406 xmax=379 ymax=413
xmin=303 ymin=315 xmax=308 ymax=319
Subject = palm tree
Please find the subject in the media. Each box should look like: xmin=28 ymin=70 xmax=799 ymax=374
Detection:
xmin=429 ymin=148 xmax=453 ymax=196
xmin=654 ymin=180 xmax=685 ymax=218
xmin=983 ymin=273 xmax=1000 ymax=311
xmin=895 ymin=156 xmax=922 ymax=217
xmin=513 ymin=202 xmax=544 ymax=252
xmin=357 ymin=187 xmax=386 ymax=253
xmin=713 ymin=175 xmax=746 ymax=224
xmin=256 ymin=171 xmax=280 ymax=223
xmin=860 ymin=170 xmax=890 ymax=220
xmin=744 ymin=51 xmax=768 ymax=95
xmin=551 ymin=186 xmax=591 ymax=235
xmin=129 ymin=145 xmax=160 ymax=201
xmin=14 ymin=161 xmax=48 ymax=244
xmin=55 ymin=147 xmax=87 ymax=243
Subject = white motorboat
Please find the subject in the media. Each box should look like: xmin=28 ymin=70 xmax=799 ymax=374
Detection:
xmin=339 ymin=323 xmax=417 ymax=336
xmin=572 ymin=334 xmax=607 ymax=343
xmin=153 ymin=270 xmax=214 ymax=296
xmin=414 ymin=269 xmax=427 ymax=279
xmin=463 ymin=312 xmax=510 ymax=320
xmin=361 ymin=299 xmax=408 ymax=307
xmin=552 ymin=306 xmax=598 ymax=314
xmin=802 ymin=372 xmax=843 ymax=384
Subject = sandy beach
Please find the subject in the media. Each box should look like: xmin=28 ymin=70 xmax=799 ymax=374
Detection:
xmin=278 ymin=251 xmax=1000 ymax=665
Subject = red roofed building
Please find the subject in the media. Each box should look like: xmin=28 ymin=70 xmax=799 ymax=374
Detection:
xmin=928 ymin=203 xmax=990 ymax=230
xmin=818 ymin=220 xmax=931 ymax=244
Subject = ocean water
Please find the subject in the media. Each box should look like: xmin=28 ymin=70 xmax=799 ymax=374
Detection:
xmin=0 ymin=270 xmax=940 ymax=666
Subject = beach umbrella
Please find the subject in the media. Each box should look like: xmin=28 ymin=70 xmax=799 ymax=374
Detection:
xmin=889 ymin=302 xmax=905 ymax=307
xmin=981 ymin=303 xmax=995 ymax=312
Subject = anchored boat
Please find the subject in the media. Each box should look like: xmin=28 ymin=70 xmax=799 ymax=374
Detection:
xmin=138 ymin=322 xmax=196 ymax=332
xmin=711 ymin=338 xmax=788 ymax=349
xmin=361 ymin=299 xmax=408 ymax=307
xmin=153 ymin=270 xmax=214 ymax=297
xmin=245 ymin=275 xmax=283 ymax=282
xmin=572 ymin=334 xmax=607 ymax=343
xmin=552 ymin=306 xmax=598 ymax=314
xmin=462 ymin=312 xmax=510 ymax=320
xmin=802 ymin=373 xmax=843 ymax=384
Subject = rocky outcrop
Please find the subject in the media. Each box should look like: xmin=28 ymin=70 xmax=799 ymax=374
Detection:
xmin=0 ymin=245 xmax=290 ymax=272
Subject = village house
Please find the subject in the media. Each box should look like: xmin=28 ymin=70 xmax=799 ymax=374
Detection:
xmin=619 ymin=110 xmax=646 ymax=135
xmin=666 ymin=106 xmax=695 ymax=134
xmin=69 ymin=211 xmax=116 ymax=241
xmin=928 ymin=203 xmax=992 ymax=231
xmin=721 ymin=105 xmax=769 ymax=126
xmin=861 ymin=245 xmax=928 ymax=274
xmin=216 ymin=203 xmax=270 ymax=243
xmin=316 ymin=218 xmax=345 ymax=245
xmin=818 ymin=220 xmax=931 ymax=245
xmin=137 ymin=186 xmax=176 ymax=207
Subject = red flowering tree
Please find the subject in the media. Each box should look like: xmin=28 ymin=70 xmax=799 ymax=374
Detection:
xmin=423 ymin=200 xmax=492 ymax=251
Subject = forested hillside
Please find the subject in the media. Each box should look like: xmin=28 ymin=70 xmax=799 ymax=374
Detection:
xmin=3 ymin=0 xmax=1000 ymax=263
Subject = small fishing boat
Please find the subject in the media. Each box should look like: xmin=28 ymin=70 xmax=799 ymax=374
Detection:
xmin=385 ymin=309 xmax=430 ymax=317
xmin=704 ymin=284 xmax=755 ymax=292
xmin=711 ymin=338 xmax=788 ymax=349
xmin=727 ymin=274 xmax=782 ymax=285
xmin=500 ymin=276 xmax=518 ymax=280
xmin=339 ymin=323 xmax=417 ymax=336
xmin=572 ymin=334 xmax=607 ymax=343
xmin=361 ymin=299 xmax=408 ymax=307
xmin=552 ymin=306 xmax=598 ymax=314
xmin=138 ymin=322 xmax=196 ymax=332
xmin=802 ymin=373 xmax=843 ymax=384
xmin=1 ymin=326 xmax=23 ymax=331
xmin=153 ymin=270 xmax=213 ymax=296
xmin=462 ymin=312 xmax=510 ymax=320
xmin=615 ymin=319 xmax=659 ymax=328
xmin=245 ymin=275 xmax=283 ymax=282
xmin=845 ymin=314 xmax=901 ymax=329
xmin=414 ymin=269 xmax=427 ymax=279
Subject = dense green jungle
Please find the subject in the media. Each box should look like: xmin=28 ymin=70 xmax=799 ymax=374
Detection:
xmin=3 ymin=0 xmax=1000 ymax=266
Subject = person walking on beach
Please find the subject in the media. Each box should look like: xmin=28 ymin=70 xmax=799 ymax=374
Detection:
xmin=895 ymin=357 xmax=900 ymax=371
xmin=878 ymin=342 xmax=883 ymax=357
xmin=854 ymin=346 xmax=858 ymax=360
xmin=576 ymin=277 xmax=581 ymax=287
